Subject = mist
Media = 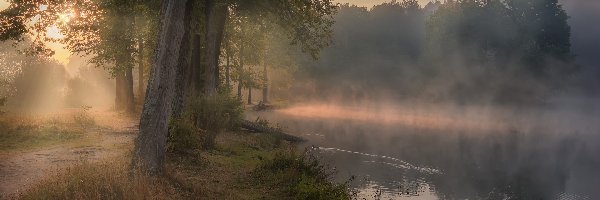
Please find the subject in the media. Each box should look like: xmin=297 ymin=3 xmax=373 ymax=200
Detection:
xmin=0 ymin=40 xmax=115 ymax=114
xmin=249 ymin=0 xmax=600 ymax=199
xmin=1 ymin=0 xmax=599 ymax=199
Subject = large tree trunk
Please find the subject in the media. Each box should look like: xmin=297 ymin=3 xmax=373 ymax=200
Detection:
xmin=187 ymin=34 xmax=202 ymax=95
xmin=204 ymin=0 xmax=228 ymax=96
xmin=133 ymin=0 xmax=193 ymax=174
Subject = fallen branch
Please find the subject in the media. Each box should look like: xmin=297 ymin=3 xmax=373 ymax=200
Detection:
xmin=241 ymin=120 xmax=306 ymax=142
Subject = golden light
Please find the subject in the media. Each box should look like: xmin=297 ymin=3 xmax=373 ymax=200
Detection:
xmin=58 ymin=11 xmax=74 ymax=23
xmin=276 ymin=104 xmax=506 ymax=132
xmin=46 ymin=25 xmax=64 ymax=39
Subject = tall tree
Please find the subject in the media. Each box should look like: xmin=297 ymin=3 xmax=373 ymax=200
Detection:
xmin=203 ymin=0 xmax=228 ymax=96
xmin=133 ymin=0 xmax=194 ymax=174
xmin=1 ymin=0 xmax=337 ymax=173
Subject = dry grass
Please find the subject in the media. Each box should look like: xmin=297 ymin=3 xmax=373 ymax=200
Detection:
xmin=0 ymin=114 xmax=85 ymax=152
xmin=21 ymin=158 xmax=183 ymax=200
xmin=19 ymin=130 xmax=350 ymax=200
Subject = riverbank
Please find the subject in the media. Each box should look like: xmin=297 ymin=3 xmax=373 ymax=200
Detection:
xmin=9 ymin=118 xmax=349 ymax=199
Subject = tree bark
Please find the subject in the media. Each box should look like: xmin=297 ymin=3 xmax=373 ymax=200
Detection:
xmin=204 ymin=0 xmax=228 ymax=96
xmin=125 ymin=65 xmax=134 ymax=111
xmin=187 ymin=34 xmax=202 ymax=95
xmin=138 ymin=37 xmax=145 ymax=102
xmin=225 ymin=45 xmax=230 ymax=88
xmin=237 ymin=38 xmax=244 ymax=100
xmin=115 ymin=67 xmax=134 ymax=113
xmin=133 ymin=0 xmax=193 ymax=174
xmin=114 ymin=12 xmax=135 ymax=113
xmin=247 ymin=87 xmax=252 ymax=105
xmin=115 ymin=73 xmax=123 ymax=109
xmin=262 ymin=51 xmax=268 ymax=103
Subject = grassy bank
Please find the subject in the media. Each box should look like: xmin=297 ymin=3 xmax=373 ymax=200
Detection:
xmin=20 ymin=130 xmax=350 ymax=199
xmin=0 ymin=113 xmax=89 ymax=152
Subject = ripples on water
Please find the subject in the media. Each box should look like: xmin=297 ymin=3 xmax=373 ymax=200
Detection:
xmin=248 ymin=103 xmax=600 ymax=199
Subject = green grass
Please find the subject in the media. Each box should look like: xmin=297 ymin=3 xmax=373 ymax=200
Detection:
xmin=0 ymin=117 xmax=84 ymax=152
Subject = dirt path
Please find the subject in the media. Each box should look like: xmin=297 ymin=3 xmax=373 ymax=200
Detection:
xmin=0 ymin=109 xmax=138 ymax=199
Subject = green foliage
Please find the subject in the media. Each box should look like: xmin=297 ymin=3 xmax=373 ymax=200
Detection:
xmin=186 ymin=93 xmax=244 ymax=132
xmin=297 ymin=0 xmax=577 ymax=105
xmin=167 ymin=117 xmax=203 ymax=154
xmin=0 ymin=0 xmax=160 ymax=76
xmin=256 ymin=149 xmax=351 ymax=200
xmin=423 ymin=0 xmax=577 ymax=104
xmin=426 ymin=0 xmax=573 ymax=70
xmin=168 ymin=93 xmax=243 ymax=151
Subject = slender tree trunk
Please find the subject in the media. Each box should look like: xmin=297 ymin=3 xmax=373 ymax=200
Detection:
xmin=247 ymin=87 xmax=252 ymax=105
xmin=237 ymin=39 xmax=244 ymax=100
xmin=225 ymin=46 xmax=230 ymax=88
xmin=115 ymin=66 xmax=134 ymax=112
xmin=262 ymin=51 xmax=268 ymax=103
xmin=115 ymin=73 xmax=123 ymax=109
xmin=133 ymin=0 xmax=193 ymax=174
xmin=138 ymin=38 xmax=145 ymax=102
xmin=204 ymin=0 xmax=228 ymax=95
xmin=125 ymin=66 xmax=134 ymax=112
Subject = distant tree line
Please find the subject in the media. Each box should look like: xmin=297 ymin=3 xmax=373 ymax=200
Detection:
xmin=298 ymin=0 xmax=577 ymax=106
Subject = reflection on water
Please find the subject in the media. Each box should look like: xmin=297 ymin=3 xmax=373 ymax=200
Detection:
xmin=248 ymin=103 xmax=600 ymax=199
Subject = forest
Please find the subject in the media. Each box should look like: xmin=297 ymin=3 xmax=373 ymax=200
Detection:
xmin=1 ymin=0 xmax=599 ymax=199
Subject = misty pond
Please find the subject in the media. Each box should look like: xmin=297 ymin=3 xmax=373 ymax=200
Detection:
xmin=249 ymin=101 xmax=600 ymax=199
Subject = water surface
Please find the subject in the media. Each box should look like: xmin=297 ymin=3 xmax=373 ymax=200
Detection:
xmin=249 ymin=102 xmax=600 ymax=199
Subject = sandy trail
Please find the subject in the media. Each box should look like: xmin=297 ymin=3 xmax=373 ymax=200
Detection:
xmin=0 ymin=109 xmax=138 ymax=199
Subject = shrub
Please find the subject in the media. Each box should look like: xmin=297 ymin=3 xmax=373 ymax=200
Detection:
xmin=167 ymin=118 xmax=203 ymax=154
xmin=168 ymin=93 xmax=243 ymax=152
xmin=257 ymin=148 xmax=351 ymax=200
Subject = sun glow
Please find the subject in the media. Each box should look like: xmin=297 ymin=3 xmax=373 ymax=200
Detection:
xmin=57 ymin=11 xmax=74 ymax=23
xmin=47 ymin=9 xmax=76 ymax=64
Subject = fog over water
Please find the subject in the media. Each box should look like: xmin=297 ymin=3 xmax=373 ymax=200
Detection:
xmin=249 ymin=101 xmax=600 ymax=199
xmin=249 ymin=0 xmax=600 ymax=199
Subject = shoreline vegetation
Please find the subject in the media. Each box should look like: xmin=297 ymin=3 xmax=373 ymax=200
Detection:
xmin=20 ymin=130 xmax=350 ymax=200
xmin=1 ymin=105 xmax=350 ymax=199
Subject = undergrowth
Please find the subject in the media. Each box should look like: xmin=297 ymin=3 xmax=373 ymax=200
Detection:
xmin=21 ymin=130 xmax=351 ymax=199
xmin=255 ymin=148 xmax=351 ymax=200
xmin=20 ymin=158 xmax=182 ymax=200
xmin=17 ymin=93 xmax=349 ymax=199
xmin=168 ymin=93 xmax=243 ymax=152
